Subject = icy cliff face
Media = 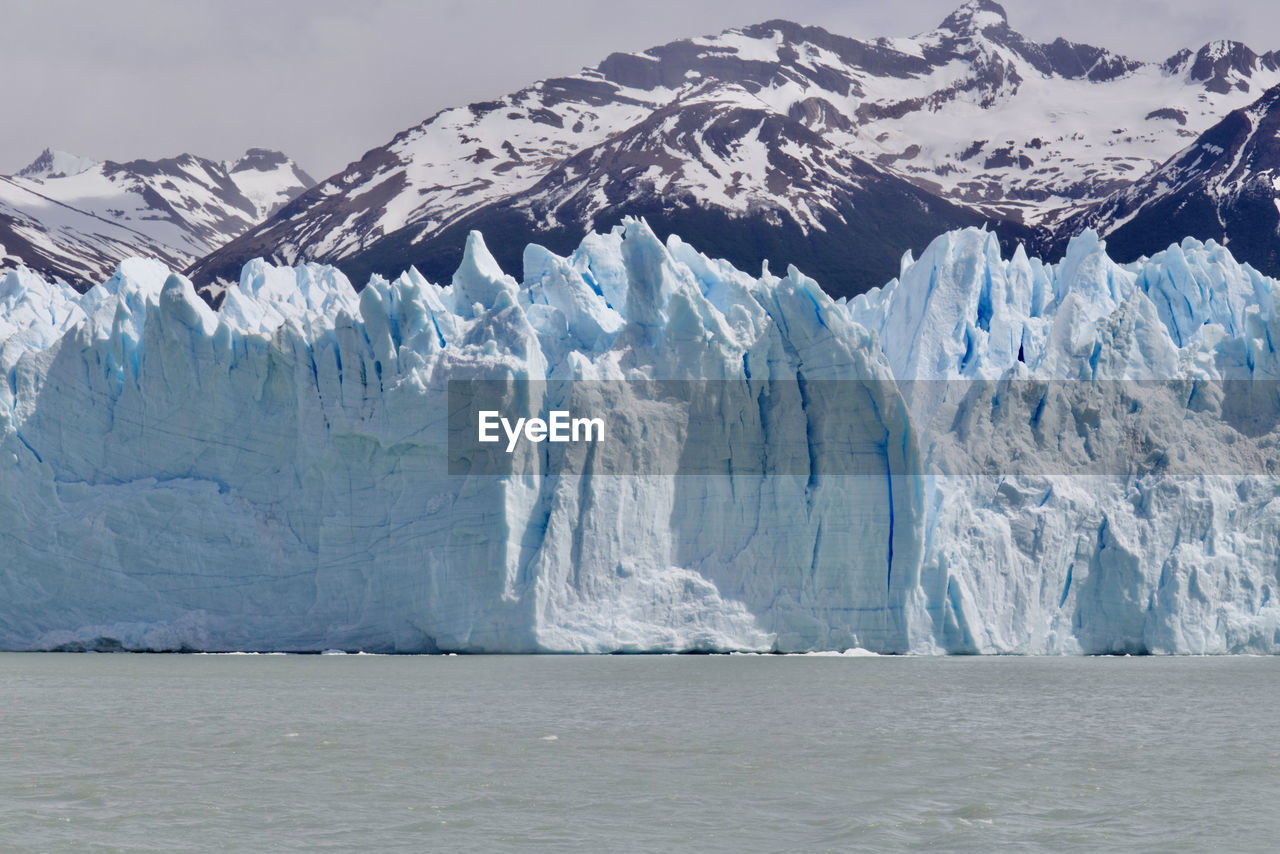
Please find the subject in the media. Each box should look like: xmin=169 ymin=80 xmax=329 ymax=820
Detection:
xmin=1 ymin=221 xmax=1278 ymax=652
xmin=851 ymin=230 xmax=1280 ymax=653
xmin=0 ymin=220 xmax=922 ymax=653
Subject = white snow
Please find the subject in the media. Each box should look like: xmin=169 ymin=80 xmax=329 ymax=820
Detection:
xmin=17 ymin=149 xmax=100 ymax=179
xmin=0 ymin=176 xmax=181 ymax=281
xmin=3 ymin=150 xmax=311 ymax=284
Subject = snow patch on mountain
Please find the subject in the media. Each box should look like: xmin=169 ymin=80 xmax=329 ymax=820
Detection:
xmin=1 ymin=149 xmax=314 ymax=288
xmin=16 ymin=149 xmax=99 ymax=180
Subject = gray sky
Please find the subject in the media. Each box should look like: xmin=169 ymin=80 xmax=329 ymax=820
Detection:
xmin=5 ymin=0 xmax=1280 ymax=179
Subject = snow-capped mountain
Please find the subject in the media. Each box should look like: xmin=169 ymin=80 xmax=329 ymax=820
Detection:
xmin=16 ymin=149 xmax=99 ymax=180
xmin=189 ymin=0 xmax=1280 ymax=298
xmin=1051 ymin=83 xmax=1280 ymax=278
xmin=0 ymin=180 xmax=181 ymax=287
xmin=0 ymin=148 xmax=313 ymax=287
xmin=872 ymin=7 xmax=1280 ymax=225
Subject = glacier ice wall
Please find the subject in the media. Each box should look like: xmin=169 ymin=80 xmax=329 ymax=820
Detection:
xmin=1 ymin=220 xmax=1279 ymax=653
xmin=850 ymin=230 xmax=1280 ymax=653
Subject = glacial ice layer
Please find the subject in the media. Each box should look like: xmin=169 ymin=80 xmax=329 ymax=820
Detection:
xmin=1 ymin=220 xmax=1279 ymax=653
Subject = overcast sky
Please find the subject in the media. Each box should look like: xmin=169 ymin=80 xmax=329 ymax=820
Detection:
xmin=5 ymin=0 xmax=1280 ymax=179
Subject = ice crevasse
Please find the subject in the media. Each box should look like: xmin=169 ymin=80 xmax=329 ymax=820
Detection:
xmin=1 ymin=218 xmax=1278 ymax=653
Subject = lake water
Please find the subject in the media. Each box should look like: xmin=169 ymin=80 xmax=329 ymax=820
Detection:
xmin=1 ymin=654 xmax=1277 ymax=852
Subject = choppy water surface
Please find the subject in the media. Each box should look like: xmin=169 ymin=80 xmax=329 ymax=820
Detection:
xmin=1 ymin=654 xmax=1277 ymax=852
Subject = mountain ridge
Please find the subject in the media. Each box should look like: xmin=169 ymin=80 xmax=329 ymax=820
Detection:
xmin=0 ymin=147 xmax=314 ymax=288
xmin=6 ymin=2 xmax=1280 ymax=300
xmin=187 ymin=1 xmax=1280 ymax=300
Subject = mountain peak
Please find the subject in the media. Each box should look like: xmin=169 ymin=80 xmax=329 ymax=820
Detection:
xmin=230 ymin=148 xmax=291 ymax=172
xmin=16 ymin=148 xmax=99 ymax=180
xmin=938 ymin=0 xmax=1010 ymax=35
xmin=1182 ymin=39 xmax=1270 ymax=94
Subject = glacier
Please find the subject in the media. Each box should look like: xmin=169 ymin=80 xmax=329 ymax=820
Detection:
xmin=1 ymin=220 xmax=1278 ymax=653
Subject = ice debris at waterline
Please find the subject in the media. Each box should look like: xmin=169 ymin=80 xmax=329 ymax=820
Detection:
xmin=1 ymin=220 xmax=1279 ymax=653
